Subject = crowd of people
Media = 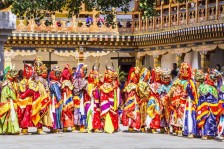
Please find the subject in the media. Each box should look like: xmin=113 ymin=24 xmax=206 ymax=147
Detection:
xmin=0 ymin=56 xmax=224 ymax=141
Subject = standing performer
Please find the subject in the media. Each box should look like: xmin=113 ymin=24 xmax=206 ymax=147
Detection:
xmin=100 ymin=63 xmax=120 ymax=133
xmin=34 ymin=57 xmax=52 ymax=131
xmin=172 ymin=62 xmax=197 ymax=137
xmin=86 ymin=63 xmax=102 ymax=132
xmin=218 ymin=69 xmax=224 ymax=139
xmin=73 ymin=64 xmax=88 ymax=133
xmin=197 ymin=69 xmax=220 ymax=140
xmin=145 ymin=67 xmax=162 ymax=133
xmin=48 ymin=66 xmax=63 ymax=133
xmin=159 ymin=69 xmax=172 ymax=133
xmin=61 ymin=64 xmax=74 ymax=132
xmin=17 ymin=64 xmax=43 ymax=134
xmin=0 ymin=67 xmax=20 ymax=135
xmin=193 ymin=69 xmax=205 ymax=137
xmin=138 ymin=68 xmax=151 ymax=132
xmin=122 ymin=67 xmax=141 ymax=132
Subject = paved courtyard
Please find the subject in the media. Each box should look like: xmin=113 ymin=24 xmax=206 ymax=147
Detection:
xmin=0 ymin=126 xmax=224 ymax=149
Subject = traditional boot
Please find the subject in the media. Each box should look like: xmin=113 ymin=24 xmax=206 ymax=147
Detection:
xmin=152 ymin=129 xmax=158 ymax=134
xmin=63 ymin=127 xmax=68 ymax=132
xmin=37 ymin=128 xmax=47 ymax=135
xmin=71 ymin=127 xmax=76 ymax=132
xmin=202 ymin=135 xmax=208 ymax=140
xmin=188 ymin=133 xmax=194 ymax=139
xmin=80 ymin=126 xmax=87 ymax=133
xmin=128 ymin=127 xmax=134 ymax=133
xmin=160 ymin=128 xmax=165 ymax=134
xmin=94 ymin=129 xmax=103 ymax=133
xmin=177 ymin=130 xmax=183 ymax=137
xmin=141 ymin=127 xmax=146 ymax=133
xmin=20 ymin=128 xmax=31 ymax=135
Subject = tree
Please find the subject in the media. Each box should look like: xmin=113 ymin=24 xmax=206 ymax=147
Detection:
xmin=0 ymin=0 xmax=189 ymax=26
xmin=0 ymin=0 xmax=133 ymax=26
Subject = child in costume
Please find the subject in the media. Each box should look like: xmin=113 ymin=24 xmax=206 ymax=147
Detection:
xmin=122 ymin=67 xmax=141 ymax=132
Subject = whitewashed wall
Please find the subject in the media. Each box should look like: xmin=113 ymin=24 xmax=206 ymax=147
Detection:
xmin=11 ymin=51 xmax=131 ymax=75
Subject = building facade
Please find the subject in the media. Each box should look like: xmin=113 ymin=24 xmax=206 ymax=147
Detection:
xmin=1 ymin=0 xmax=224 ymax=75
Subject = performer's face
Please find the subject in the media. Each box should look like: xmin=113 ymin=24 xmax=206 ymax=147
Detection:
xmin=161 ymin=71 xmax=171 ymax=84
xmin=180 ymin=63 xmax=191 ymax=79
xmin=55 ymin=70 xmax=61 ymax=78
xmin=24 ymin=67 xmax=33 ymax=79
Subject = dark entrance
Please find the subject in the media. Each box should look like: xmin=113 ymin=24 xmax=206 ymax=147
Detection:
xmin=111 ymin=57 xmax=135 ymax=76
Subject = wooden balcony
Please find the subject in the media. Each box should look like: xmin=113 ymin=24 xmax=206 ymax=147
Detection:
xmin=14 ymin=1 xmax=224 ymax=35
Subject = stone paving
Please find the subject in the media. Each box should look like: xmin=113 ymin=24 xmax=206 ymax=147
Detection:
xmin=0 ymin=126 xmax=224 ymax=149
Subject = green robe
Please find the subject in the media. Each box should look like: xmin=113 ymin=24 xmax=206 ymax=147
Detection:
xmin=0 ymin=81 xmax=20 ymax=134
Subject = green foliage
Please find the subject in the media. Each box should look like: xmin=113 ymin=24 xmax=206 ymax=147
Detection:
xmin=139 ymin=0 xmax=157 ymax=19
xmin=0 ymin=0 xmax=13 ymax=9
xmin=117 ymin=66 xmax=127 ymax=83
xmin=1 ymin=0 xmax=133 ymax=26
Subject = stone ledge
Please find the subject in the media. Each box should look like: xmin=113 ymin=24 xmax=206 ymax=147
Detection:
xmin=0 ymin=11 xmax=16 ymax=30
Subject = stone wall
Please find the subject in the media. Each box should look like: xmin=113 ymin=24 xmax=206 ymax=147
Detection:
xmin=0 ymin=12 xmax=16 ymax=76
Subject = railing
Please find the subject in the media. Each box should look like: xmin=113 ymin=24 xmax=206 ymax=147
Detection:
xmin=14 ymin=1 xmax=224 ymax=35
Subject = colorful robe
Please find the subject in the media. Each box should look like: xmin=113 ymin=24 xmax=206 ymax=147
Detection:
xmin=145 ymin=82 xmax=161 ymax=129
xmin=49 ymin=80 xmax=63 ymax=130
xmin=17 ymin=79 xmax=42 ymax=128
xmin=175 ymin=79 xmax=197 ymax=135
xmin=73 ymin=78 xmax=88 ymax=127
xmin=61 ymin=79 xmax=74 ymax=128
xmin=35 ymin=76 xmax=51 ymax=127
xmin=158 ymin=83 xmax=171 ymax=128
xmin=197 ymin=83 xmax=219 ymax=137
xmin=218 ymin=84 xmax=224 ymax=136
xmin=122 ymin=83 xmax=141 ymax=130
xmin=138 ymin=81 xmax=150 ymax=128
xmin=0 ymin=80 xmax=20 ymax=134
xmin=86 ymin=83 xmax=101 ymax=131
xmin=100 ymin=82 xmax=120 ymax=133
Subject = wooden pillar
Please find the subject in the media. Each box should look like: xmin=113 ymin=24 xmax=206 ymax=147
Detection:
xmin=136 ymin=56 xmax=143 ymax=69
xmin=153 ymin=55 xmax=162 ymax=68
xmin=132 ymin=12 xmax=135 ymax=33
xmin=153 ymin=16 xmax=155 ymax=30
xmin=177 ymin=2 xmax=180 ymax=25
xmin=216 ymin=0 xmax=219 ymax=20
xmin=169 ymin=2 xmax=171 ymax=27
xmin=161 ymin=3 xmax=163 ymax=28
xmin=92 ymin=8 xmax=97 ymax=27
xmin=72 ymin=15 xmax=76 ymax=32
xmin=78 ymin=47 xmax=85 ymax=64
xmin=139 ymin=12 xmax=141 ymax=32
xmin=176 ymin=53 xmax=186 ymax=68
xmin=195 ymin=0 xmax=198 ymax=23
xmin=200 ymin=51 xmax=210 ymax=73
xmin=205 ymin=0 xmax=208 ymax=21
xmin=186 ymin=1 xmax=189 ymax=24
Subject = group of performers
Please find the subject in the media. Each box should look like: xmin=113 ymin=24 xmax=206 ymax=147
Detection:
xmin=1 ymin=56 xmax=224 ymax=141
